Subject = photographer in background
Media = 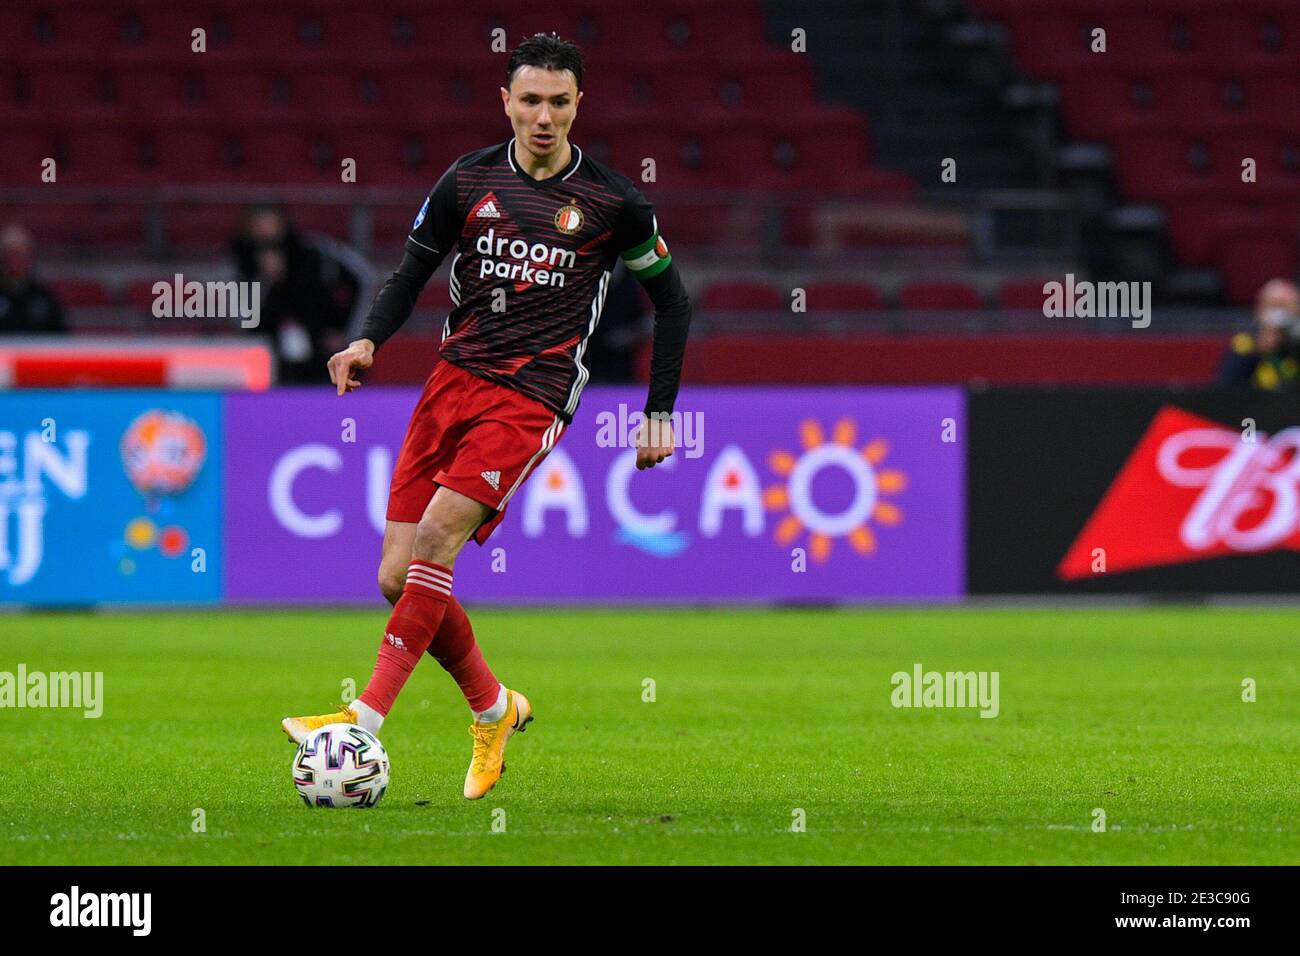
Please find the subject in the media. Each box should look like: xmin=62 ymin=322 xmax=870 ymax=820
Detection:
xmin=231 ymin=206 xmax=362 ymax=384
xmin=0 ymin=224 xmax=66 ymax=336
xmin=1219 ymin=278 xmax=1300 ymax=391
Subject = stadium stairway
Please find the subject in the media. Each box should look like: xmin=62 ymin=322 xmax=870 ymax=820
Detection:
xmin=762 ymin=0 xmax=1038 ymax=190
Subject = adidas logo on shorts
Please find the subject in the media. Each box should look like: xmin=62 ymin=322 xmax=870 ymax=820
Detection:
xmin=481 ymin=470 xmax=501 ymax=490
xmin=476 ymin=201 xmax=501 ymax=219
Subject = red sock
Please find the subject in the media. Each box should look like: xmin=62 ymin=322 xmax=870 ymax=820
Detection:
xmin=358 ymin=561 xmax=453 ymax=716
xmin=426 ymin=596 xmax=500 ymax=713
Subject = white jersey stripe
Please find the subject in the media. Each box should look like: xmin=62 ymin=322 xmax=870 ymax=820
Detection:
xmin=563 ymin=269 xmax=611 ymax=416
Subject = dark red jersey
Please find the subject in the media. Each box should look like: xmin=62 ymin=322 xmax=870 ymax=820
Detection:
xmin=402 ymin=139 xmax=673 ymax=419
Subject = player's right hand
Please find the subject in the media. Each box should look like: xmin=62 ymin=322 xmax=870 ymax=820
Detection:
xmin=327 ymin=339 xmax=375 ymax=396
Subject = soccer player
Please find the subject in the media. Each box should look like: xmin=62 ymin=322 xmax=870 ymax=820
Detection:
xmin=282 ymin=33 xmax=692 ymax=799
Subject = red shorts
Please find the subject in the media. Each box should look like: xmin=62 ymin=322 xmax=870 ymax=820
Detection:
xmin=386 ymin=361 xmax=565 ymax=544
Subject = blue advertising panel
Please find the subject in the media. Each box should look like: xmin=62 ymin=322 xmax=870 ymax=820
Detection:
xmin=0 ymin=391 xmax=222 ymax=604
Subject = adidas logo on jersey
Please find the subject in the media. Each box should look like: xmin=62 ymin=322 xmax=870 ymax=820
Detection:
xmin=476 ymin=201 xmax=501 ymax=219
xmin=481 ymin=470 xmax=501 ymax=490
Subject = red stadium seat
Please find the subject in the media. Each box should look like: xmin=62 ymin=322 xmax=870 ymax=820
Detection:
xmin=1110 ymin=132 xmax=1213 ymax=202
xmin=48 ymin=278 xmax=112 ymax=308
xmin=802 ymin=282 xmax=884 ymax=311
xmin=25 ymin=68 xmax=116 ymax=119
xmin=1102 ymin=14 xmax=1198 ymax=70
xmin=998 ymin=279 xmax=1054 ymax=311
xmin=1215 ymin=228 xmax=1299 ymax=305
xmin=166 ymin=204 xmax=246 ymax=251
xmin=62 ymin=130 xmax=152 ymax=185
xmin=0 ymin=131 xmax=52 ymax=184
xmin=1194 ymin=5 xmax=1300 ymax=60
xmin=202 ymin=71 xmax=295 ymax=121
xmin=123 ymin=279 xmax=168 ymax=313
xmin=1248 ymin=75 xmax=1300 ymax=128
xmin=651 ymin=200 xmax=751 ymax=248
xmin=7 ymin=202 xmax=146 ymax=255
xmin=1002 ymin=16 xmax=1098 ymax=80
xmin=701 ymin=281 xmax=786 ymax=312
xmin=900 ymin=281 xmax=983 ymax=311
xmin=605 ymin=130 xmax=691 ymax=188
xmin=233 ymin=11 xmax=303 ymax=56
xmin=1149 ymin=73 xmax=1241 ymax=134
xmin=155 ymin=129 xmax=237 ymax=183
xmin=289 ymin=205 xmax=351 ymax=240
xmin=1056 ymin=74 xmax=1152 ymax=140
xmin=0 ymin=0 xmax=899 ymax=265
xmin=0 ymin=9 xmax=26 ymax=61
xmin=117 ymin=69 xmax=204 ymax=118
xmin=35 ymin=7 xmax=123 ymax=56
xmin=657 ymin=4 xmax=770 ymax=56
xmin=241 ymin=130 xmax=323 ymax=183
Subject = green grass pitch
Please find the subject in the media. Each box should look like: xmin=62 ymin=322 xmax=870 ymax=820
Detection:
xmin=3 ymin=606 xmax=1296 ymax=865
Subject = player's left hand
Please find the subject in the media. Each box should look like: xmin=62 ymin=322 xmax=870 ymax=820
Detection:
xmin=327 ymin=339 xmax=375 ymax=396
xmin=635 ymin=418 xmax=674 ymax=470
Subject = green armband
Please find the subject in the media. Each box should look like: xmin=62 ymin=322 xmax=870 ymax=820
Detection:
xmin=620 ymin=233 xmax=672 ymax=281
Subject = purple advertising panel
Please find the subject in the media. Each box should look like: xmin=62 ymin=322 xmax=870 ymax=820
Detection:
xmin=224 ymin=386 xmax=964 ymax=602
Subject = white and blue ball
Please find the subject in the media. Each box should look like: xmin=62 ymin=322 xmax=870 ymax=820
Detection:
xmin=293 ymin=723 xmax=390 ymax=808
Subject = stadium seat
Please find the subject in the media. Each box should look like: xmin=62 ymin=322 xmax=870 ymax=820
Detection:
xmin=899 ymin=281 xmax=983 ymax=311
xmin=1215 ymin=228 xmax=1299 ymax=304
xmin=116 ymin=69 xmax=204 ymax=118
xmin=166 ymin=203 xmax=246 ymax=251
xmin=3 ymin=0 xmax=907 ymax=257
xmin=998 ymin=280 xmax=1054 ymax=311
xmin=123 ymin=278 xmax=170 ymax=313
xmin=156 ymin=129 xmax=238 ymax=184
xmin=802 ymin=282 xmax=884 ymax=311
xmin=48 ymin=278 xmax=112 ymax=308
xmin=1110 ymin=133 xmax=1213 ymax=202
xmin=1056 ymin=74 xmax=1153 ymax=140
xmin=701 ymin=281 xmax=786 ymax=312
xmin=0 ymin=131 xmax=52 ymax=184
xmin=62 ymin=130 xmax=151 ymax=185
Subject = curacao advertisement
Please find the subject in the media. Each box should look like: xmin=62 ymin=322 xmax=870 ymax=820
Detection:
xmin=223 ymin=386 xmax=966 ymax=603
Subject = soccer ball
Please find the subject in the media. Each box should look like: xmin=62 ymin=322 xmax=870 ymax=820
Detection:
xmin=292 ymin=723 xmax=390 ymax=808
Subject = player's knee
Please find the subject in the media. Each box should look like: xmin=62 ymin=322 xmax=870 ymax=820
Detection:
xmin=413 ymin=511 xmax=463 ymax=564
xmin=377 ymin=566 xmax=405 ymax=605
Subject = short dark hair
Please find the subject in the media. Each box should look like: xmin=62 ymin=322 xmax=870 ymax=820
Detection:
xmin=506 ymin=33 xmax=584 ymax=92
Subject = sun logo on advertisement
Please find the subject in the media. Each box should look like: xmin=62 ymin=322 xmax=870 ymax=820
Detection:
xmin=763 ymin=418 xmax=907 ymax=562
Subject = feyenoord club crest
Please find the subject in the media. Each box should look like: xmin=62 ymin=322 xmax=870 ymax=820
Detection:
xmin=554 ymin=204 xmax=584 ymax=234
